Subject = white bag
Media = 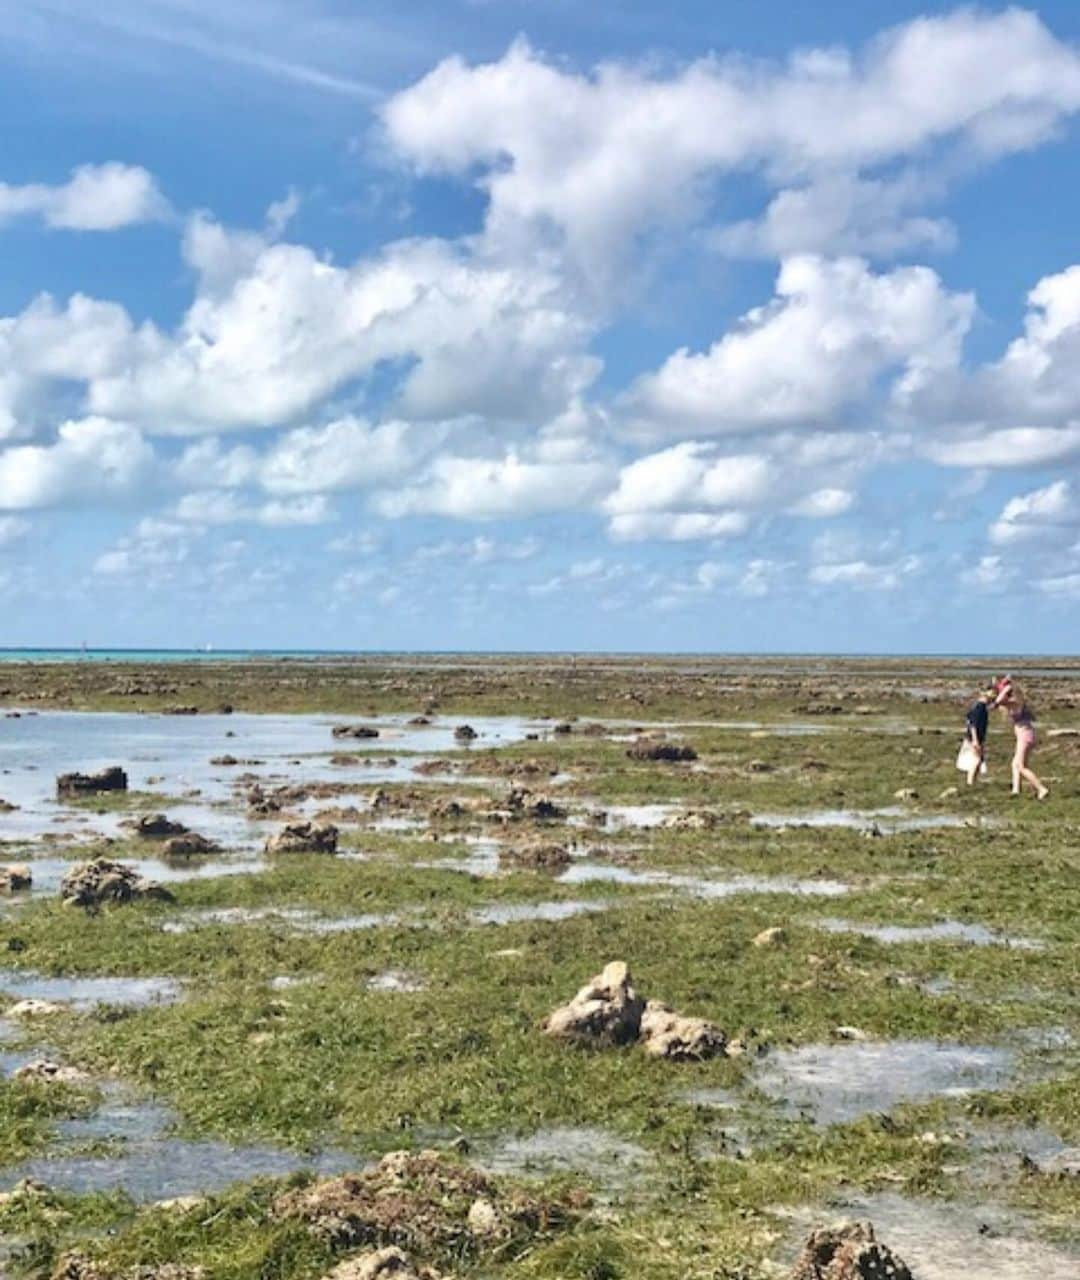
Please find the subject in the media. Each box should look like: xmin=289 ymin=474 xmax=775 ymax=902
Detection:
xmin=956 ymin=742 xmax=978 ymax=772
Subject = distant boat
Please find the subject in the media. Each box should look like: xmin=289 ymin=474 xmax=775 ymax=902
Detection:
xmin=202 ymin=643 xmax=213 ymax=653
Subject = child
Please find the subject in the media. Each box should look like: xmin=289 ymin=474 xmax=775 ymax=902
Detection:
xmin=962 ymin=686 xmax=994 ymax=786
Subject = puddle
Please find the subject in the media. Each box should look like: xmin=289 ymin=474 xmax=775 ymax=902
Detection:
xmin=366 ymin=970 xmax=425 ymax=993
xmin=557 ymin=864 xmax=850 ymax=900
xmin=4 ymin=1131 xmax=355 ymax=1202
xmin=592 ymin=804 xmax=678 ymax=830
xmin=755 ymin=1040 xmax=1014 ymax=1125
xmin=477 ymin=1127 xmax=649 ymax=1194
xmin=751 ymin=807 xmax=982 ymax=833
xmin=166 ymin=896 xmax=624 ymax=934
xmin=815 ymin=917 xmax=1043 ymax=949
xmin=162 ymin=907 xmax=400 ymax=935
xmin=3 ymin=1073 xmax=356 ymax=1202
xmin=468 ymin=900 xmax=615 ymax=926
xmin=0 ymin=710 xmax=539 ymax=844
xmin=1 ymin=854 xmax=266 ymax=898
xmin=781 ymin=1192 xmax=1080 ymax=1280
xmin=969 ymin=1121 xmax=1074 ymax=1179
xmin=0 ymin=972 xmax=181 ymax=1008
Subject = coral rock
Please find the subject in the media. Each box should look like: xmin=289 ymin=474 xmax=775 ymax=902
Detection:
xmin=542 ymin=961 xmax=645 ymax=1047
xmin=56 ymin=767 xmax=128 ymax=797
xmin=265 ymin=822 xmax=339 ymax=855
xmin=59 ymin=858 xmax=175 ymax=908
xmin=639 ymin=1001 xmax=727 ymax=1061
xmin=790 ymin=1222 xmax=913 ymax=1280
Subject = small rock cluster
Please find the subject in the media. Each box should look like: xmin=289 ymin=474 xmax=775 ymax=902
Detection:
xmin=789 ymin=1222 xmax=913 ymax=1280
xmin=265 ymin=822 xmax=339 ymax=855
xmin=543 ymin=961 xmax=728 ymax=1060
xmin=0 ymin=863 xmax=32 ymax=893
xmin=14 ymin=1059 xmax=91 ymax=1086
xmin=51 ymin=1258 xmax=205 ymax=1280
xmin=626 ymin=738 xmax=698 ymax=762
xmin=59 ymin=858 xmax=175 ymax=908
xmin=161 ymin=833 xmax=220 ymax=858
xmin=56 ymin=767 xmax=128 ymax=797
xmin=325 ymin=1247 xmax=444 ymax=1280
xmin=500 ymin=842 xmax=572 ymax=872
xmin=332 ymin=724 xmax=381 ymax=740
xmin=123 ymin=813 xmax=189 ymax=838
xmin=273 ymin=1149 xmax=582 ymax=1266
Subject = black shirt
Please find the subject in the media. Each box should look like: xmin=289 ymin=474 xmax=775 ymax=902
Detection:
xmin=966 ymin=701 xmax=989 ymax=744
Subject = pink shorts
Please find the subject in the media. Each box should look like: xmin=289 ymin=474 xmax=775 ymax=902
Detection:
xmin=1015 ymin=725 xmax=1036 ymax=749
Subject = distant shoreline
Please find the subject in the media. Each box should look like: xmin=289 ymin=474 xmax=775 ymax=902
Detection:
xmin=1 ymin=648 xmax=1078 ymax=664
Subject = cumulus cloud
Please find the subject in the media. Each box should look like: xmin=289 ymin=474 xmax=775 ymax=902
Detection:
xmin=809 ymin=555 xmax=921 ymax=590
xmin=175 ymin=490 xmax=333 ymax=526
xmin=0 ymin=418 xmax=153 ymax=510
xmin=609 ymin=511 xmax=750 ymax=543
xmin=601 ymin=438 xmax=862 ymax=541
xmin=989 ymin=480 xmax=1076 ymax=545
xmin=925 ymin=427 xmax=1080 ymax=469
xmin=0 ymin=293 xmax=142 ymax=438
xmin=624 ymin=256 xmax=972 ymax=436
xmin=88 ymin=232 xmax=598 ymax=433
xmin=788 ymin=488 xmax=855 ymax=518
xmin=93 ymin=518 xmax=191 ymax=578
xmin=0 ymin=163 xmax=168 ymax=230
xmin=383 ymin=12 xmax=1080 ymax=275
xmin=711 ymin=173 xmax=955 ymax=261
xmin=906 ymin=265 xmax=1080 ymax=439
xmin=374 ymin=449 xmax=612 ymax=519
xmin=414 ymin=535 xmax=541 ymax=563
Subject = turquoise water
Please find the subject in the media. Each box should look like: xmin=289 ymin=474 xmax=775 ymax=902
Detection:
xmin=0 ymin=649 xmax=358 ymax=663
xmin=1 ymin=649 xmax=1078 ymax=669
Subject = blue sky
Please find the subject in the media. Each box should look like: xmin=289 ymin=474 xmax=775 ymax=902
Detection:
xmin=3 ymin=1 xmax=1080 ymax=652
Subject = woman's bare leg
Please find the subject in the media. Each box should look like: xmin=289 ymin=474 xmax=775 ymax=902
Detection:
xmin=1015 ymin=737 xmax=1048 ymax=797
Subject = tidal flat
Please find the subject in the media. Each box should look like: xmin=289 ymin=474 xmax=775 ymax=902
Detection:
xmin=0 ymin=655 xmax=1077 ymax=1278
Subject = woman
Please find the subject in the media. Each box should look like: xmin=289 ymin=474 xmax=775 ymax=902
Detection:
xmin=993 ymin=676 xmax=1049 ymax=799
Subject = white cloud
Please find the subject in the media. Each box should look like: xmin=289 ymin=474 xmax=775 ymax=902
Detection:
xmin=925 ymin=427 xmax=1080 ymax=469
xmin=788 ymin=488 xmax=855 ymax=518
xmin=327 ymin=530 xmax=380 ymax=555
xmin=384 ymin=13 xmax=1080 ymax=276
xmin=712 ymin=173 xmax=955 ymax=261
xmin=88 ymin=234 xmax=598 ymax=433
xmin=0 ymin=417 xmax=152 ymax=510
xmin=0 ymin=163 xmax=167 ymax=230
xmin=738 ymin=558 xmax=789 ymax=597
xmin=93 ymin=518 xmax=191 ymax=578
xmin=965 ymin=554 xmax=1016 ymax=594
xmin=374 ymin=450 xmax=612 ymax=519
xmin=989 ymin=480 xmax=1075 ymax=545
xmin=175 ymin=490 xmax=333 ymax=526
xmin=601 ymin=438 xmax=863 ymax=541
xmin=414 ymin=535 xmax=541 ymax=563
xmin=905 ymin=265 xmax=1080 ymax=444
xmin=0 ymin=292 xmax=141 ymax=438
xmin=609 ymin=511 xmax=750 ymax=543
xmin=258 ymin=417 xmax=432 ymax=494
xmin=809 ymin=555 xmax=921 ymax=590
xmin=605 ymin=444 xmax=774 ymax=514
xmin=1037 ymin=572 xmax=1080 ymax=598
xmin=625 ymin=256 xmax=972 ymax=436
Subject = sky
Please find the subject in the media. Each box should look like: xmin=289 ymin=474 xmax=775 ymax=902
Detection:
xmin=3 ymin=2 xmax=1080 ymax=653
